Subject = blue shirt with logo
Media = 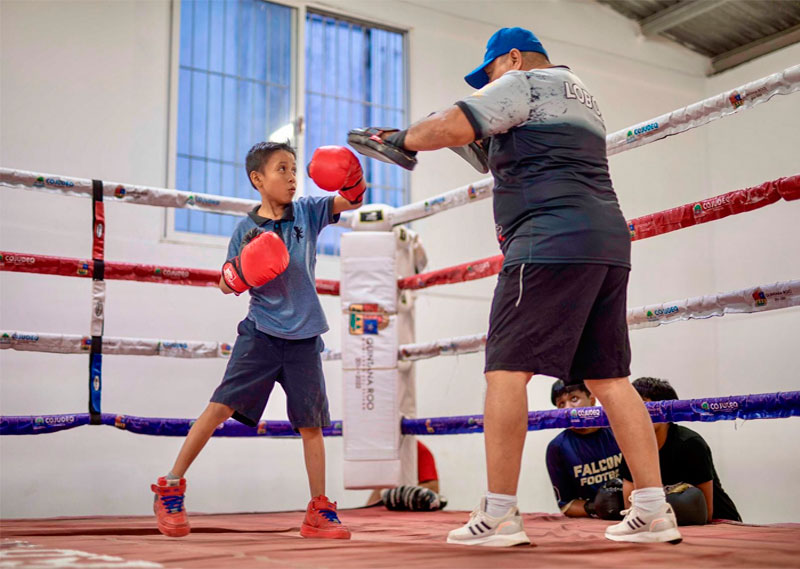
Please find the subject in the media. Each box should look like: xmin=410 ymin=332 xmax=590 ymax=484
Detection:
xmin=545 ymin=427 xmax=622 ymax=510
xmin=455 ymin=67 xmax=631 ymax=269
xmin=226 ymin=195 xmax=338 ymax=340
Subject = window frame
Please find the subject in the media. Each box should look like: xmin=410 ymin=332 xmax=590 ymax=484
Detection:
xmin=163 ymin=0 xmax=410 ymax=254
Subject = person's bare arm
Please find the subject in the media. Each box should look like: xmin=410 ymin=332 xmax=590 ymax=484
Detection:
xmin=403 ymin=106 xmax=476 ymax=151
xmin=219 ymin=276 xmax=234 ymax=294
xmin=332 ymin=194 xmax=362 ymax=215
xmin=563 ymin=499 xmax=591 ymax=518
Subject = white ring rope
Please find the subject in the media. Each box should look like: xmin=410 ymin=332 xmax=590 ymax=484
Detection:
xmin=606 ymin=64 xmax=800 ymax=156
xmin=394 ymin=278 xmax=800 ymax=361
xmin=4 ymin=280 xmax=796 ymax=362
xmin=0 ymin=331 xmax=343 ymax=362
xmin=2 ymin=66 xmax=796 ymax=227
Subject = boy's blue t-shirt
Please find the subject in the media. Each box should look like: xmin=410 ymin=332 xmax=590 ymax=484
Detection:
xmin=226 ymin=195 xmax=338 ymax=340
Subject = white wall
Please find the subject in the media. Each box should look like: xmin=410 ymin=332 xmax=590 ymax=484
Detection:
xmin=1 ymin=0 xmax=797 ymax=523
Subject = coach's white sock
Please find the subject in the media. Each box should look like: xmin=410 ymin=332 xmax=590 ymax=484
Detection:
xmin=485 ymin=492 xmax=517 ymax=518
xmin=631 ymin=487 xmax=666 ymax=515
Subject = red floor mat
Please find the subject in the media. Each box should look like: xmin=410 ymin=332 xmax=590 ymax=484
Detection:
xmin=2 ymin=509 xmax=798 ymax=568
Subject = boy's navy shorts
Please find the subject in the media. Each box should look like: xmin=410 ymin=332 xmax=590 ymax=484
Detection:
xmin=210 ymin=317 xmax=330 ymax=429
xmin=484 ymin=263 xmax=631 ymax=384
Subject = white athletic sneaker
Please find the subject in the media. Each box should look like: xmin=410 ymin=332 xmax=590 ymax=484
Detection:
xmin=605 ymin=499 xmax=683 ymax=544
xmin=446 ymin=498 xmax=531 ymax=547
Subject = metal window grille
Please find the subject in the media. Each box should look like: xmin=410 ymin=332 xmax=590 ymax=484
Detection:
xmin=305 ymin=11 xmax=408 ymax=255
xmin=175 ymin=0 xmax=294 ymax=237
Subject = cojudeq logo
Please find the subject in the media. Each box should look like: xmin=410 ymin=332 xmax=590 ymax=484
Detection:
xmin=0 ymin=254 xmax=35 ymax=265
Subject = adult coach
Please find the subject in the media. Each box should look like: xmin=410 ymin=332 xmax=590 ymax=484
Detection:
xmin=348 ymin=27 xmax=681 ymax=546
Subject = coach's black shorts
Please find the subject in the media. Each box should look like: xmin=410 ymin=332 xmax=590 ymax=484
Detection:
xmin=484 ymin=263 xmax=631 ymax=384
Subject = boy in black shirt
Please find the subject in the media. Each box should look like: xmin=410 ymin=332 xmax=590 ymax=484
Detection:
xmin=619 ymin=377 xmax=741 ymax=522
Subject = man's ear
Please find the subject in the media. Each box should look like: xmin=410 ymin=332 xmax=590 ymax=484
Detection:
xmin=509 ymin=48 xmax=524 ymax=70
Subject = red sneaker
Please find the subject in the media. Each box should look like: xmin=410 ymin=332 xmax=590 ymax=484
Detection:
xmin=300 ymin=495 xmax=351 ymax=539
xmin=151 ymin=477 xmax=190 ymax=537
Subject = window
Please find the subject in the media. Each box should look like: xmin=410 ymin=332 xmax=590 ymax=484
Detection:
xmin=174 ymin=0 xmax=294 ymax=237
xmin=304 ymin=12 xmax=407 ymax=255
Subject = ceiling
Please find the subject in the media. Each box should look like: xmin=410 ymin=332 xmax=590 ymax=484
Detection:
xmin=596 ymin=0 xmax=800 ymax=75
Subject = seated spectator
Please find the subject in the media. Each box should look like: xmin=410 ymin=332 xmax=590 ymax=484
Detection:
xmin=619 ymin=377 xmax=741 ymax=523
xmin=546 ymin=380 xmax=623 ymax=519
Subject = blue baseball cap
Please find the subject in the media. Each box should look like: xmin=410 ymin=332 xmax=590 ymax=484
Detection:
xmin=464 ymin=27 xmax=548 ymax=89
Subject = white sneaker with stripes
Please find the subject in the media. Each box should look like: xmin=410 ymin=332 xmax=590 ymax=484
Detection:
xmin=605 ymin=500 xmax=683 ymax=544
xmin=446 ymin=498 xmax=531 ymax=547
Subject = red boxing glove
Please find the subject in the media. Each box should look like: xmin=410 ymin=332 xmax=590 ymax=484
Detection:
xmin=308 ymin=145 xmax=366 ymax=204
xmin=222 ymin=230 xmax=289 ymax=295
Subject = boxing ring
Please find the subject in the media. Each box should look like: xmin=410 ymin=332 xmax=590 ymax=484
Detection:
xmin=2 ymin=67 xmax=800 ymax=568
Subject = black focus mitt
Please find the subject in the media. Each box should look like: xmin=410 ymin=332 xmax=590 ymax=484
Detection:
xmin=380 ymin=485 xmax=447 ymax=511
xmin=448 ymin=138 xmax=489 ymax=174
xmin=584 ymin=478 xmax=624 ymax=520
xmin=665 ymin=482 xmax=708 ymax=526
xmin=347 ymin=127 xmax=417 ymax=171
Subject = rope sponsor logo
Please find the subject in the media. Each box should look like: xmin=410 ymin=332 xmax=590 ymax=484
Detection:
xmin=729 ymin=86 xmax=769 ymax=109
xmin=7 ymin=332 xmax=39 ymax=344
xmin=77 ymin=262 xmax=90 ymax=276
xmin=0 ymin=254 xmax=36 ymax=265
xmin=154 ymin=267 xmax=191 ymax=279
xmin=700 ymin=400 xmax=739 ymax=412
xmin=187 ymin=194 xmax=221 ymax=207
xmin=468 ymin=185 xmax=478 ymax=200
xmin=752 ymin=287 xmax=793 ymax=306
xmin=626 ymin=122 xmax=659 ymax=143
xmin=115 ymin=415 xmax=127 ymax=429
xmin=646 ymin=306 xmax=679 ymax=321
xmin=628 ymin=222 xmax=636 ymax=238
xmin=466 ymin=261 xmax=491 ymax=274
xmin=81 ymin=336 xmax=92 ymax=350
xmin=569 ymin=407 xmax=602 ymax=421
xmin=693 ymin=195 xmax=731 ymax=216
xmin=425 ymin=418 xmax=435 ymax=434
xmin=33 ymin=176 xmax=75 ymax=189
xmin=423 ymin=196 xmax=446 ymax=212
xmin=160 ymin=342 xmax=189 ymax=350
xmin=34 ymin=415 xmax=76 ymax=429
xmin=0 ymin=333 xmax=10 ymax=345
xmin=257 ymin=421 xmax=267 ymax=435
xmin=220 ymin=342 xmax=232 ymax=356
xmin=114 ymin=185 xmax=150 ymax=200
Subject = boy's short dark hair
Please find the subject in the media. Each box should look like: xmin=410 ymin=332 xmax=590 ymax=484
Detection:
xmin=632 ymin=377 xmax=679 ymax=401
xmin=550 ymin=379 xmax=591 ymax=406
xmin=245 ymin=141 xmax=296 ymax=189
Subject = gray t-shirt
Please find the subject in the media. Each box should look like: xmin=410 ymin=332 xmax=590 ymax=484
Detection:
xmin=226 ymin=195 xmax=338 ymax=340
xmin=455 ymin=67 xmax=631 ymax=269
